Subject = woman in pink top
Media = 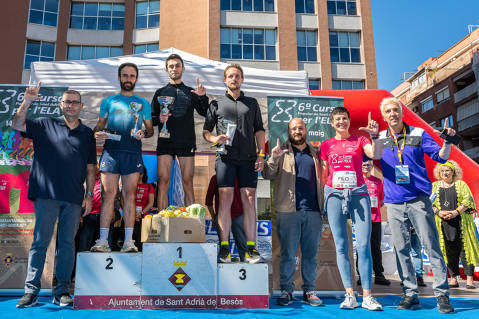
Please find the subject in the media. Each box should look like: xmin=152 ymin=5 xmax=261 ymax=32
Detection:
xmin=320 ymin=106 xmax=382 ymax=310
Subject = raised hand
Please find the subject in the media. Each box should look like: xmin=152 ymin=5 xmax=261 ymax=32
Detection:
xmin=24 ymin=82 xmax=42 ymax=104
xmin=191 ymin=77 xmax=206 ymax=96
xmin=271 ymin=138 xmax=288 ymax=158
xmin=359 ymin=112 xmax=379 ymax=137
xmin=440 ymin=117 xmax=456 ymax=137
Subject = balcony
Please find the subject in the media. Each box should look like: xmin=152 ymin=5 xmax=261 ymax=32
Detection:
xmin=454 ymin=82 xmax=478 ymax=104
xmin=464 ymin=145 xmax=479 ymax=160
xmin=458 ymin=112 xmax=479 ymax=132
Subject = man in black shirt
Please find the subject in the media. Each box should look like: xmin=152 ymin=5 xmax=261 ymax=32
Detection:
xmin=203 ymin=64 xmax=265 ymax=264
xmin=151 ymin=54 xmax=209 ymax=209
xmin=12 ymin=84 xmax=96 ymax=308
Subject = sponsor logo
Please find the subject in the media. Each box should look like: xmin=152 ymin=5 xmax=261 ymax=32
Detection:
xmin=3 ymin=254 xmax=13 ymax=266
xmin=168 ymin=267 xmax=191 ymax=291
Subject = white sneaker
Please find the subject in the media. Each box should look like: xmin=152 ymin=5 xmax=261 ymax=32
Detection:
xmin=90 ymin=238 xmax=111 ymax=252
xmin=361 ymin=295 xmax=383 ymax=311
xmin=340 ymin=293 xmax=359 ymax=309
xmin=121 ymin=240 xmax=138 ymax=253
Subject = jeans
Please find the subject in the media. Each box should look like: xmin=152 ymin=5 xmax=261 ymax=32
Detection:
xmin=25 ymin=198 xmax=82 ymax=295
xmin=410 ymin=231 xmax=424 ymax=278
xmin=385 ymin=195 xmax=449 ymax=297
xmin=276 ymin=210 xmax=322 ymax=293
xmin=325 ymin=186 xmax=372 ymax=290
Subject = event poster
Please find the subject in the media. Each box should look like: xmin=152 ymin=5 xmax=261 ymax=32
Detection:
xmin=0 ymin=84 xmax=66 ymax=289
xmin=267 ymin=95 xmax=355 ymax=291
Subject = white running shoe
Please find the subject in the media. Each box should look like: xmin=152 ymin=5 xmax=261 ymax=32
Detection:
xmin=361 ymin=295 xmax=383 ymax=311
xmin=121 ymin=240 xmax=138 ymax=253
xmin=90 ymin=238 xmax=111 ymax=252
xmin=339 ymin=292 xmax=359 ymax=309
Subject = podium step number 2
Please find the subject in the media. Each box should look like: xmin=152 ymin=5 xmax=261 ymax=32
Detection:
xmin=74 ymin=252 xmax=143 ymax=309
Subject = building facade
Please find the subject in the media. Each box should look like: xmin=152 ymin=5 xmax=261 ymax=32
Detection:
xmin=2 ymin=0 xmax=377 ymax=90
xmin=391 ymin=27 xmax=479 ymax=163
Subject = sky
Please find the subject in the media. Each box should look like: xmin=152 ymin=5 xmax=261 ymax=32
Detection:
xmin=371 ymin=0 xmax=479 ymax=92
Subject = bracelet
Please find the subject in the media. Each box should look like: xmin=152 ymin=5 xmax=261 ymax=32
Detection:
xmin=258 ymin=153 xmax=265 ymax=157
xmin=455 ymin=209 xmax=461 ymax=215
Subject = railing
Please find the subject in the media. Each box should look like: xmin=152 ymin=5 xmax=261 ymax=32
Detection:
xmin=454 ymin=82 xmax=478 ymax=103
xmin=458 ymin=112 xmax=479 ymax=131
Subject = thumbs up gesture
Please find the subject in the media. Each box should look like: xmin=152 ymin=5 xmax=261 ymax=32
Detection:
xmin=271 ymin=138 xmax=288 ymax=158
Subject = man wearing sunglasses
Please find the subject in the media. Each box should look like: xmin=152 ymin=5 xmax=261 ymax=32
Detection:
xmin=12 ymin=84 xmax=96 ymax=308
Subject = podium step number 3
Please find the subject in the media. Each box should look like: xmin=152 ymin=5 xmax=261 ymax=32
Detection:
xmin=217 ymin=263 xmax=269 ymax=308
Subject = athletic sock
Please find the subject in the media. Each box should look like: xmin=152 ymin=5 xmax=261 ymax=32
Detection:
xmin=220 ymin=241 xmax=229 ymax=246
xmin=247 ymin=241 xmax=255 ymax=247
xmin=124 ymin=227 xmax=133 ymax=242
xmin=99 ymin=228 xmax=109 ymax=241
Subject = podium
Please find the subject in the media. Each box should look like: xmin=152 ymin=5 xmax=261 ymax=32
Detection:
xmin=74 ymin=252 xmax=142 ymax=309
xmin=141 ymin=243 xmax=217 ymax=309
xmin=74 ymin=243 xmax=269 ymax=310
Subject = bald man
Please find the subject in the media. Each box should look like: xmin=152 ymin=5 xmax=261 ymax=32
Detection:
xmin=263 ymin=118 xmax=323 ymax=307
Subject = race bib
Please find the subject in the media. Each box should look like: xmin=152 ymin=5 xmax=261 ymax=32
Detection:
xmin=395 ymin=165 xmax=410 ymax=184
xmin=370 ymin=195 xmax=378 ymax=208
xmin=332 ymin=171 xmax=357 ymax=189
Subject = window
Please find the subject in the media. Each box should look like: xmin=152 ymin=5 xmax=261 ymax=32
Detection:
xmin=134 ymin=43 xmax=159 ymax=54
xmin=440 ymin=115 xmax=454 ymax=128
xmin=327 ymin=0 xmax=357 ymax=15
xmin=295 ymin=0 xmax=315 ymax=13
xmin=436 ymin=87 xmax=450 ymax=104
xmin=136 ymin=0 xmax=161 ymax=29
xmin=67 ymin=45 xmax=123 ymax=60
xmin=329 ymin=31 xmax=360 ymax=63
xmin=332 ymin=80 xmax=364 ymax=90
xmin=220 ymin=28 xmax=276 ymax=60
xmin=70 ymin=2 xmax=125 ymax=30
xmin=421 ymin=97 xmax=434 ymax=113
xmin=29 ymin=0 xmax=59 ymax=26
xmin=24 ymin=40 xmax=55 ymax=69
xmin=220 ymin=0 xmax=274 ymax=12
xmin=411 ymin=73 xmax=426 ymax=89
xmin=309 ymin=79 xmax=321 ymax=91
xmin=297 ymin=31 xmax=317 ymax=62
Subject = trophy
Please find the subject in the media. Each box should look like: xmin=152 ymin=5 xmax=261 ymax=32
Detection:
xmin=158 ymin=96 xmax=175 ymax=138
xmin=129 ymin=102 xmax=143 ymax=137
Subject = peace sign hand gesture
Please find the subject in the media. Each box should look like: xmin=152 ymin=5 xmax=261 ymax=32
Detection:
xmin=191 ymin=77 xmax=206 ymax=96
xmin=24 ymin=82 xmax=42 ymax=105
xmin=271 ymin=138 xmax=288 ymax=158
xmin=359 ymin=112 xmax=379 ymax=137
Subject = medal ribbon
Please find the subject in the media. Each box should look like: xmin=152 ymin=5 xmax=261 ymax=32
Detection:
xmin=390 ymin=127 xmax=406 ymax=164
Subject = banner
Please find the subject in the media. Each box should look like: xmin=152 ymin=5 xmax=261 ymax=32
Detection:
xmin=267 ymin=95 xmax=342 ymax=149
xmin=0 ymin=84 xmax=66 ymax=289
xmin=267 ymin=95 xmax=352 ymax=291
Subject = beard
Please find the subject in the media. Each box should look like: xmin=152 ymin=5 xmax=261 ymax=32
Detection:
xmin=120 ymin=80 xmax=136 ymax=91
xmin=288 ymin=133 xmax=306 ymax=145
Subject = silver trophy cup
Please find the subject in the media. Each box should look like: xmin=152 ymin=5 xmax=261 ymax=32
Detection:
xmin=158 ymin=96 xmax=175 ymax=138
xmin=129 ymin=102 xmax=143 ymax=137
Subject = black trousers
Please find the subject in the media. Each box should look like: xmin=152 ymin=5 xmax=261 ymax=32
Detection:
xmin=444 ymin=236 xmax=475 ymax=277
xmin=77 ymin=213 xmax=100 ymax=252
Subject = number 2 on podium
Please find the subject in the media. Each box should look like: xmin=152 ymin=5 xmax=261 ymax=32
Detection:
xmin=105 ymin=257 xmax=113 ymax=270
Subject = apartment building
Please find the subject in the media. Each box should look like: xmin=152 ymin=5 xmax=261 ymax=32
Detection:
xmin=391 ymin=27 xmax=479 ymax=163
xmin=2 ymin=0 xmax=377 ymax=91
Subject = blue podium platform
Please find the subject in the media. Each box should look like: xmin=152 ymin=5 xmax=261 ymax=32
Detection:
xmin=1 ymin=295 xmax=479 ymax=319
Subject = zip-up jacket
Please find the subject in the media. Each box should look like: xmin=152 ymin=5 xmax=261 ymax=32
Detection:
xmin=262 ymin=141 xmax=322 ymax=213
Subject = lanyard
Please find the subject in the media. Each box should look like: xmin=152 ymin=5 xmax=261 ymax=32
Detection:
xmin=390 ymin=127 xmax=406 ymax=164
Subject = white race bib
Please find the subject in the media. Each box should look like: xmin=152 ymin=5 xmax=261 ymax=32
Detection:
xmin=332 ymin=171 xmax=357 ymax=189
xmin=370 ymin=195 xmax=378 ymax=208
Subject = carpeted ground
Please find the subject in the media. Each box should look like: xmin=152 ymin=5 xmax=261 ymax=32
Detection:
xmin=1 ymin=295 xmax=478 ymax=319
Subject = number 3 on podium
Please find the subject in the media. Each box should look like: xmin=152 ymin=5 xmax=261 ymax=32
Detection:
xmin=239 ymin=268 xmax=246 ymax=280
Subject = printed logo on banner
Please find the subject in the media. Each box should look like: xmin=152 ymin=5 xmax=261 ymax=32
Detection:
xmin=3 ymin=254 xmax=13 ymax=266
xmin=168 ymin=267 xmax=191 ymax=291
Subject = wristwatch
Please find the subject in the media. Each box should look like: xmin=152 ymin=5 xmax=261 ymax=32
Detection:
xmin=86 ymin=191 xmax=94 ymax=197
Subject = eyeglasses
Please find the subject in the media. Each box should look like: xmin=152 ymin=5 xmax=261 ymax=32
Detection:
xmin=362 ymin=164 xmax=373 ymax=167
xmin=62 ymin=100 xmax=81 ymax=106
